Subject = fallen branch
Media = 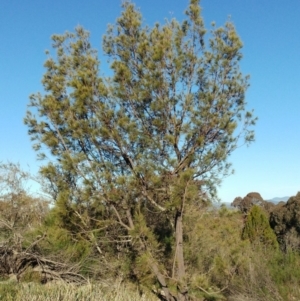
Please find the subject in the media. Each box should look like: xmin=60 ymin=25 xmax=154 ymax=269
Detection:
xmin=0 ymin=246 xmax=86 ymax=284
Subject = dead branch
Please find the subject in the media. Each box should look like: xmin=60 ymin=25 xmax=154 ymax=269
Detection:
xmin=0 ymin=246 xmax=86 ymax=284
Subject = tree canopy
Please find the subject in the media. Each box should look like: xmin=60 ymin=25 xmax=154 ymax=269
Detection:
xmin=25 ymin=1 xmax=256 ymax=300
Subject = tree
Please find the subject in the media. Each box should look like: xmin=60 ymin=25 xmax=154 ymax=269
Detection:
xmin=231 ymin=192 xmax=264 ymax=214
xmin=25 ymin=1 xmax=256 ymax=300
xmin=0 ymin=162 xmax=49 ymax=246
xmin=270 ymin=192 xmax=300 ymax=251
xmin=242 ymin=205 xmax=278 ymax=249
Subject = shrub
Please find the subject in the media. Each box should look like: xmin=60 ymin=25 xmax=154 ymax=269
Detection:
xmin=242 ymin=205 xmax=278 ymax=249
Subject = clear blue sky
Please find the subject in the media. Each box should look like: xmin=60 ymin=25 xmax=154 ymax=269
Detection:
xmin=1 ymin=0 xmax=299 ymax=202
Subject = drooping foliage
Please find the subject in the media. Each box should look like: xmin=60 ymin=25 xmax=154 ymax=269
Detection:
xmin=24 ymin=1 xmax=256 ymax=300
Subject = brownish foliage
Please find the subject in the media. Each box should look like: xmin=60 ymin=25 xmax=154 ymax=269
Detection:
xmin=231 ymin=192 xmax=264 ymax=214
xmin=270 ymin=192 xmax=300 ymax=251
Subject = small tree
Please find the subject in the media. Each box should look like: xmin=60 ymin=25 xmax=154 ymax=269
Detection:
xmin=242 ymin=205 xmax=278 ymax=249
xmin=25 ymin=1 xmax=256 ymax=300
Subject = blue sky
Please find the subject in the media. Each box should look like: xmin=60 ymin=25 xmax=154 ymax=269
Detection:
xmin=1 ymin=0 xmax=299 ymax=202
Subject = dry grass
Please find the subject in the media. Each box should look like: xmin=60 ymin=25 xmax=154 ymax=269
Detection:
xmin=0 ymin=279 xmax=159 ymax=301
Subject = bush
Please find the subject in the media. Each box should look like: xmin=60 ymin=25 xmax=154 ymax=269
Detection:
xmin=242 ymin=205 xmax=278 ymax=249
xmin=184 ymin=206 xmax=282 ymax=300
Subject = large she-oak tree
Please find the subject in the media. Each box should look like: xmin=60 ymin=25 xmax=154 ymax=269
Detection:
xmin=25 ymin=0 xmax=256 ymax=300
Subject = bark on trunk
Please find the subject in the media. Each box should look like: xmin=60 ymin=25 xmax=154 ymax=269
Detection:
xmin=137 ymin=237 xmax=176 ymax=301
xmin=175 ymin=211 xmax=188 ymax=301
xmin=151 ymin=262 xmax=176 ymax=301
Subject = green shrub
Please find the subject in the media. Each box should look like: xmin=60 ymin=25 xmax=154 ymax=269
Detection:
xmin=242 ymin=205 xmax=278 ymax=249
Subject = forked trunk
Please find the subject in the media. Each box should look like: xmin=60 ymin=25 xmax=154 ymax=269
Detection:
xmin=151 ymin=262 xmax=176 ymax=301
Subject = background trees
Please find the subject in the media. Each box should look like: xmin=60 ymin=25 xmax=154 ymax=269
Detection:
xmin=231 ymin=192 xmax=264 ymax=214
xmin=0 ymin=162 xmax=48 ymax=244
xmin=270 ymin=192 xmax=300 ymax=251
xmin=24 ymin=1 xmax=256 ymax=300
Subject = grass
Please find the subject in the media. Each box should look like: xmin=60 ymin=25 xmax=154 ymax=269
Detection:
xmin=0 ymin=280 xmax=159 ymax=301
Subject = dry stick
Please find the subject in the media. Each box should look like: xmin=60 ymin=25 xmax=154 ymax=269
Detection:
xmin=196 ymin=285 xmax=228 ymax=296
xmin=141 ymin=189 xmax=166 ymax=212
xmin=111 ymin=205 xmax=131 ymax=231
xmin=25 ymin=232 xmax=47 ymax=253
xmin=0 ymin=245 xmax=86 ymax=280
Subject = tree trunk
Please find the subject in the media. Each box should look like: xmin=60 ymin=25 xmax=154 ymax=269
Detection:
xmin=151 ymin=262 xmax=176 ymax=301
xmin=175 ymin=210 xmax=188 ymax=301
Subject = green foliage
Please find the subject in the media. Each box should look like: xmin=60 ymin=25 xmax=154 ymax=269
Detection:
xmin=25 ymin=0 xmax=256 ymax=299
xmin=3 ymin=192 xmax=300 ymax=300
xmin=183 ymin=206 xmax=291 ymax=301
xmin=242 ymin=205 xmax=278 ymax=249
xmin=267 ymin=250 xmax=300 ymax=300
xmin=185 ymin=207 xmax=249 ymax=298
xmin=32 ymin=220 xmax=91 ymax=262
